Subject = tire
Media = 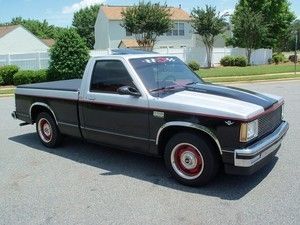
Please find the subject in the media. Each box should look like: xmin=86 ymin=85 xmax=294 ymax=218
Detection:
xmin=36 ymin=112 xmax=62 ymax=148
xmin=164 ymin=132 xmax=220 ymax=186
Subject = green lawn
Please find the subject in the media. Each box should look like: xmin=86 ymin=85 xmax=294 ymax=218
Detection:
xmin=197 ymin=64 xmax=300 ymax=78
xmin=0 ymin=88 xmax=15 ymax=96
xmin=203 ymin=73 xmax=300 ymax=83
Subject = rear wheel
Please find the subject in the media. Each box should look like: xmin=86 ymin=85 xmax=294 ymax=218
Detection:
xmin=36 ymin=112 xmax=62 ymax=148
xmin=164 ymin=132 xmax=220 ymax=186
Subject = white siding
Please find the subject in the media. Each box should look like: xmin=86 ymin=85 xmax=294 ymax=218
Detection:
xmin=94 ymin=10 xmax=110 ymax=50
xmin=0 ymin=27 xmax=49 ymax=54
xmin=96 ymin=20 xmax=195 ymax=50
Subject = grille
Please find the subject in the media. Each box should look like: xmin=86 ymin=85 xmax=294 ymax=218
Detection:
xmin=258 ymin=106 xmax=282 ymax=138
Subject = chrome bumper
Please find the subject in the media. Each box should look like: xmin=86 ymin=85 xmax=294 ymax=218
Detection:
xmin=234 ymin=122 xmax=289 ymax=167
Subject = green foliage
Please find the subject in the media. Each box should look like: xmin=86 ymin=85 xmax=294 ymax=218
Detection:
xmin=233 ymin=0 xmax=296 ymax=50
xmin=72 ymin=4 xmax=101 ymax=49
xmin=268 ymin=58 xmax=274 ymax=64
xmin=220 ymin=56 xmax=247 ymax=67
xmin=0 ymin=75 xmax=3 ymax=85
xmin=228 ymin=5 xmax=268 ymax=65
xmin=284 ymin=20 xmax=300 ymax=52
xmin=220 ymin=56 xmax=235 ymax=67
xmin=272 ymin=53 xmax=285 ymax=65
xmin=289 ymin=55 xmax=298 ymax=63
xmin=191 ymin=5 xmax=227 ymax=68
xmin=13 ymin=70 xmax=47 ymax=85
xmin=234 ymin=56 xmax=247 ymax=67
xmin=0 ymin=65 xmax=19 ymax=85
xmin=48 ymin=29 xmax=89 ymax=81
xmin=188 ymin=61 xmax=200 ymax=71
xmin=121 ymin=2 xmax=172 ymax=49
xmin=1 ymin=17 xmax=68 ymax=40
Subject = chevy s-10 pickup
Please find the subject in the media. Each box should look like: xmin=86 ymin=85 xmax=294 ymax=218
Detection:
xmin=12 ymin=50 xmax=289 ymax=186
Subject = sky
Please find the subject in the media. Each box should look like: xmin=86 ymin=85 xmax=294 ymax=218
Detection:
xmin=0 ymin=0 xmax=300 ymax=27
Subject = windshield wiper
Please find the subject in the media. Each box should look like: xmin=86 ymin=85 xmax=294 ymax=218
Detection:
xmin=150 ymin=85 xmax=177 ymax=93
xmin=185 ymin=81 xmax=200 ymax=86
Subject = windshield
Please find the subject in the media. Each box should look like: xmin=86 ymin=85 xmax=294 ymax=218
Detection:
xmin=129 ymin=57 xmax=203 ymax=95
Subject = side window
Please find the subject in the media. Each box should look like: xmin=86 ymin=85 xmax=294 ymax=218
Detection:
xmin=90 ymin=60 xmax=136 ymax=93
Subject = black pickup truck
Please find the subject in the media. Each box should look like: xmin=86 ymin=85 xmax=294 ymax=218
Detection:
xmin=12 ymin=52 xmax=289 ymax=186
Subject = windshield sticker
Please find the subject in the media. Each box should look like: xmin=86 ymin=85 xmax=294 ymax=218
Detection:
xmin=142 ymin=57 xmax=176 ymax=64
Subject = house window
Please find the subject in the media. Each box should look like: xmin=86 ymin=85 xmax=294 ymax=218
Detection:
xmin=166 ymin=23 xmax=185 ymax=36
xmin=126 ymin=29 xmax=132 ymax=36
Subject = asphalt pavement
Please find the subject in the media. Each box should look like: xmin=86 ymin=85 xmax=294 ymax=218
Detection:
xmin=0 ymin=80 xmax=299 ymax=225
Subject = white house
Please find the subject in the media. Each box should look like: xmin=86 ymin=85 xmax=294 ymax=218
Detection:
xmin=0 ymin=25 xmax=52 ymax=54
xmin=94 ymin=5 xmax=227 ymax=50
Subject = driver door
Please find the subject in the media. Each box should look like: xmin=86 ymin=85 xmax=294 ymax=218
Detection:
xmin=80 ymin=59 xmax=150 ymax=153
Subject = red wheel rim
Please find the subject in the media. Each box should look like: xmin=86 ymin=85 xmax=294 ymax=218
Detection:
xmin=171 ymin=143 xmax=204 ymax=179
xmin=38 ymin=118 xmax=52 ymax=143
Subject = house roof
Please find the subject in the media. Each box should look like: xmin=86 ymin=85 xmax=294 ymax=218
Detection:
xmin=0 ymin=25 xmax=20 ymax=38
xmin=40 ymin=38 xmax=55 ymax=47
xmin=118 ymin=39 xmax=140 ymax=48
xmin=101 ymin=5 xmax=191 ymax=21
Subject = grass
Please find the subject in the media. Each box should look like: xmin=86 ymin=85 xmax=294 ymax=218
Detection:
xmin=197 ymin=64 xmax=300 ymax=78
xmin=0 ymin=88 xmax=15 ymax=96
xmin=203 ymin=73 xmax=300 ymax=83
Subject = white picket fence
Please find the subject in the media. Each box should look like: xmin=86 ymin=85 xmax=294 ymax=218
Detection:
xmin=0 ymin=47 xmax=272 ymax=70
xmin=154 ymin=47 xmax=272 ymax=67
xmin=0 ymin=52 xmax=50 ymax=70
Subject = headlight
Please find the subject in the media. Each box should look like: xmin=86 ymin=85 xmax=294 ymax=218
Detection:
xmin=281 ymin=104 xmax=284 ymax=120
xmin=240 ymin=120 xmax=258 ymax=142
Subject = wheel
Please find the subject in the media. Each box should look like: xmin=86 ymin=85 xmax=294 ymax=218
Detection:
xmin=36 ymin=112 xmax=62 ymax=148
xmin=164 ymin=132 xmax=220 ymax=186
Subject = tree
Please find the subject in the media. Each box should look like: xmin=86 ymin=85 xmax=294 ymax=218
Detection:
xmin=72 ymin=4 xmax=101 ymax=49
xmin=48 ymin=29 xmax=89 ymax=81
xmin=227 ymin=6 xmax=268 ymax=64
xmin=235 ymin=0 xmax=295 ymax=50
xmin=121 ymin=2 xmax=172 ymax=50
xmin=191 ymin=5 xmax=227 ymax=68
xmin=3 ymin=17 xmax=67 ymax=40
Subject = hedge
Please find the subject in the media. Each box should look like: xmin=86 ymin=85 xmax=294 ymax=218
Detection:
xmin=220 ymin=56 xmax=247 ymax=67
xmin=272 ymin=53 xmax=285 ymax=65
xmin=188 ymin=61 xmax=200 ymax=71
xmin=0 ymin=65 xmax=19 ymax=85
xmin=13 ymin=70 xmax=47 ymax=85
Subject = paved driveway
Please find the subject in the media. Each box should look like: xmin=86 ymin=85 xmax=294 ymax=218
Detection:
xmin=0 ymin=81 xmax=299 ymax=225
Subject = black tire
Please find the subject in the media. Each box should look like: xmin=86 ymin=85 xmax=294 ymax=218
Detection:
xmin=36 ymin=112 xmax=62 ymax=148
xmin=164 ymin=132 xmax=220 ymax=186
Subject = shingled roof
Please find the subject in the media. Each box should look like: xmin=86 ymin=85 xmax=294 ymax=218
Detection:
xmin=0 ymin=25 xmax=20 ymax=38
xmin=101 ymin=5 xmax=191 ymax=21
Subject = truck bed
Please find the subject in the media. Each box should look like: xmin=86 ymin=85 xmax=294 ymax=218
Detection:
xmin=17 ymin=79 xmax=82 ymax=92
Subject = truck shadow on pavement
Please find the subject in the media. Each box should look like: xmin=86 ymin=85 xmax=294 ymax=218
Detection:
xmin=9 ymin=133 xmax=278 ymax=201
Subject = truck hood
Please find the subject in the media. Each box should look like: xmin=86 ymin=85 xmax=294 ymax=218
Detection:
xmin=150 ymin=84 xmax=282 ymax=121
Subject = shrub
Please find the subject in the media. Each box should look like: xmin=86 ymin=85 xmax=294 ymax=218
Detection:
xmin=220 ymin=56 xmax=247 ymax=67
xmin=188 ymin=61 xmax=200 ymax=71
xmin=289 ymin=55 xmax=298 ymax=63
xmin=0 ymin=75 xmax=3 ymax=85
xmin=48 ymin=29 xmax=89 ymax=81
xmin=0 ymin=65 xmax=19 ymax=85
xmin=272 ymin=53 xmax=285 ymax=65
xmin=268 ymin=58 xmax=273 ymax=64
xmin=234 ymin=56 xmax=247 ymax=67
xmin=220 ymin=56 xmax=235 ymax=67
xmin=13 ymin=70 xmax=47 ymax=85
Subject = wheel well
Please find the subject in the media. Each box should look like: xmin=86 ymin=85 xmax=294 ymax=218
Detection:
xmin=30 ymin=105 xmax=56 ymax=124
xmin=157 ymin=126 xmax=221 ymax=157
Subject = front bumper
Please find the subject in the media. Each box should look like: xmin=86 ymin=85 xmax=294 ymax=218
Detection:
xmin=225 ymin=121 xmax=289 ymax=175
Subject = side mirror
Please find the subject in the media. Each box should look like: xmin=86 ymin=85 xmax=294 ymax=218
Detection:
xmin=117 ymin=86 xmax=141 ymax=97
